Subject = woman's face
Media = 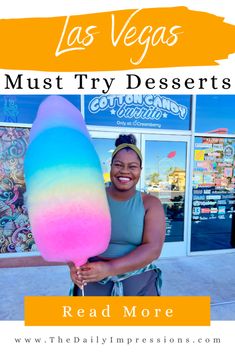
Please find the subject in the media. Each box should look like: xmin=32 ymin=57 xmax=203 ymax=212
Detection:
xmin=110 ymin=149 xmax=142 ymax=192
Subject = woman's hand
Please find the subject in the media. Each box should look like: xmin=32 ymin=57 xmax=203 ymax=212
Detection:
xmin=68 ymin=262 xmax=85 ymax=289
xmin=77 ymin=261 xmax=113 ymax=284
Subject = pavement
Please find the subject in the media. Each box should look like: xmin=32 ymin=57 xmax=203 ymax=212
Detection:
xmin=0 ymin=252 xmax=235 ymax=320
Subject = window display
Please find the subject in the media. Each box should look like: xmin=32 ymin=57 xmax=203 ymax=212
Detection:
xmin=191 ymin=137 xmax=235 ymax=251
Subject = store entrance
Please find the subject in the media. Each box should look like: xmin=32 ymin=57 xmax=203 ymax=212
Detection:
xmin=141 ymin=134 xmax=190 ymax=257
xmin=91 ymin=131 xmax=191 ymax=258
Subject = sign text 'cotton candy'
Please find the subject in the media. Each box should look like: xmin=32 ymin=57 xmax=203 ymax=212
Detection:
xmin=24 ymin=96 xmax=111 ymax=266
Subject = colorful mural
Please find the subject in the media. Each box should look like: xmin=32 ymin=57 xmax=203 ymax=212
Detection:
xmin=0 ymin=127 xmax=36 ymax=254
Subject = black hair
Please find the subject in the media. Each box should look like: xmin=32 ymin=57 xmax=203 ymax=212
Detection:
xmin=115 ymin=134 xmax=137 ymax=147
xmin=112 ymin=134 xmax=142 ymax=167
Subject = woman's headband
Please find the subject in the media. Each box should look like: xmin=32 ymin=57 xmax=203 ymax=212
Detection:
xmin=111 ymin=143 xmax=142 ymax=163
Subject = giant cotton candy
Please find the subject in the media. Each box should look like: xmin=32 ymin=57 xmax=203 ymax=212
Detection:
xmin=24 ymin=96 xmax=111 ymax=266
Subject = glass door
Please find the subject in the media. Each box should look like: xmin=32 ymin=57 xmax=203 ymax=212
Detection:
xmin=90 ymin=131 xmax=190 ymax=258
xmin=141 ymin=134 xmax=191 ymax=257
xmin=89 ymin=130 xmax=141 ymax=188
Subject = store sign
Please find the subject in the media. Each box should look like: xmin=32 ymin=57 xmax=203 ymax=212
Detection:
xmin=85 ymin=94 xmax=191 ymax=130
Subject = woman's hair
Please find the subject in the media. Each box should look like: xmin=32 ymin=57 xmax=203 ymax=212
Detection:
xmin=115 ymin=134 xmax=137 ymax=147
xmin=111 ymin=134 xmax=142 ymax=167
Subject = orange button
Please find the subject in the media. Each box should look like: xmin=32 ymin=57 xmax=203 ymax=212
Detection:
xmin=24 ymin=296 xmax=210 ymax=326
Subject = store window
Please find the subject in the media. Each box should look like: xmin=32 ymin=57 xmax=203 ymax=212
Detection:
xmin=195 ymin=95 xmax=235 ymax=134
xmin=0 ymin=95 xmax=81 ymax=124
xmin=144 ymin=140 xmax=187 ymax=243
xmin=191 ymin=137 xmax=235 ymax=251
xmin=0 ymin=127 xmax=36 ymax=255
xmin=85 ymin=95 xmax=191 ymax=130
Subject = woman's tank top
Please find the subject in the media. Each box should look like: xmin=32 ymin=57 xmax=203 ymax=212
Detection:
xmin=100 ymin=190 xmax=145 ymax=258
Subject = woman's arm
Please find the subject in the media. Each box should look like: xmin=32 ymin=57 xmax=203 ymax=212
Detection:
xmin=77 ymin=195 xmax=166 ymax=284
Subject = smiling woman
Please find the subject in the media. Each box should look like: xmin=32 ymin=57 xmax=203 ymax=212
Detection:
xmin=69 ymin=134 xmax=166 ymax=296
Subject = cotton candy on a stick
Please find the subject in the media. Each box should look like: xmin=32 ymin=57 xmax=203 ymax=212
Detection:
xmin=24 ymin=96 xmax=111 ymax=266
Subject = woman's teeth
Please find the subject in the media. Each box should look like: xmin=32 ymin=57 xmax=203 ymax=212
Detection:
xmin=118 ymin=177 xmax=131 ymax=181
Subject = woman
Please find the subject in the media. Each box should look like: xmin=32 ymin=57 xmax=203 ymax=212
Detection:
xmin=69 ymin=134 xmax=166 ymax=296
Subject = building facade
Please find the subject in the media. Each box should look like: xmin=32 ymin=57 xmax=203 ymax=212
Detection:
xmin=0 ymin=94 xmax=234 ymax=266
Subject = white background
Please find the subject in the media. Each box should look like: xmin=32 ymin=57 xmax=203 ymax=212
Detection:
xmin=0 ymin=321 xmax=235 ymax=352
xmin=0 ymin=0 xmax=235 ymax=94
xmin=1 ymin=1 xmax=235 ymax=350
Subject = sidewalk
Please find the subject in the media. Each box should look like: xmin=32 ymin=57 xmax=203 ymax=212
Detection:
xmin=0 ymin=252 xmax=235 ymax=320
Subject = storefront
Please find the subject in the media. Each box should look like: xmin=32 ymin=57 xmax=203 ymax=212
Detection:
xmin=0 ymin=94 xmax=235 ymax=265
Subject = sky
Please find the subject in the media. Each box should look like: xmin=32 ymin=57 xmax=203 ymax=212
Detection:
xmin=196 ymin=95 xmax=235 ymax=134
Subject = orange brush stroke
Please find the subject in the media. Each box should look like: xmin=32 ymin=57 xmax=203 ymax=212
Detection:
xmin=0 ymin=7 xmax=235 ymax=72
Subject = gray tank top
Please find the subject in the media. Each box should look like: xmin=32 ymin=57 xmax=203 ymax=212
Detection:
xmin=100 ymin=190 xmax=145 ymax=258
